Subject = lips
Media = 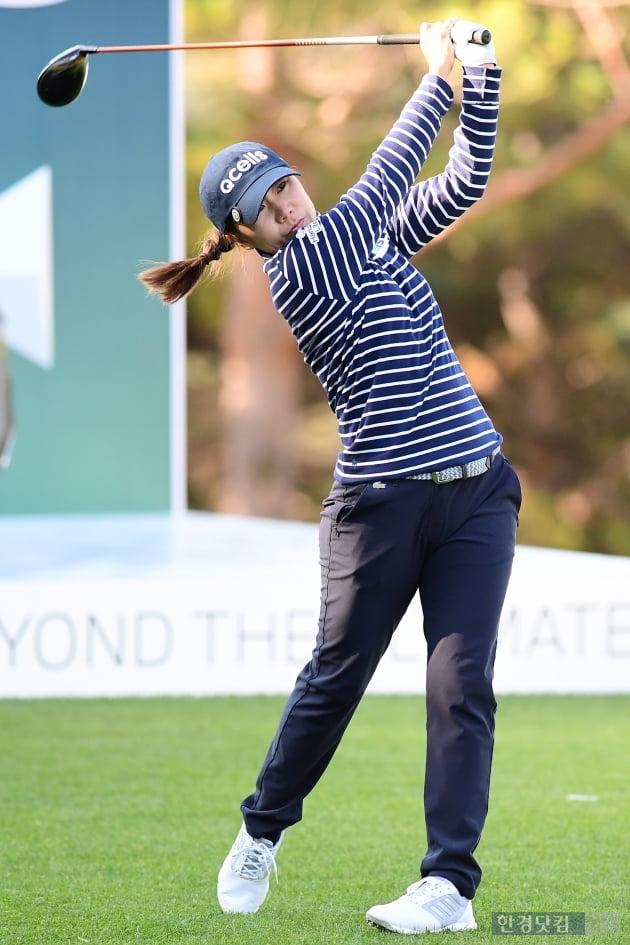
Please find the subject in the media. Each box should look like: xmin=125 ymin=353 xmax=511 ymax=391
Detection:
xmin=288 ymin=218 xmax=304 ymax=237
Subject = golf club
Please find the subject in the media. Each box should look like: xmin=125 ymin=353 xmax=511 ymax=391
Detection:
xmin=36 ymin=26 xmax=492 ymax=108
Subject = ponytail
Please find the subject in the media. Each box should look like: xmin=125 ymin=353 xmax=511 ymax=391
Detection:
xmin=138 ymin=231 xmax=240 ymax=305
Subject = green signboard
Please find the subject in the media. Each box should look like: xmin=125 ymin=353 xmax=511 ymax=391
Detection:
xmin=0 ymin=0 xmax=185 ymax=513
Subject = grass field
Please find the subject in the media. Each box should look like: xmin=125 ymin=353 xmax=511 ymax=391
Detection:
xmin=1 ymin=695 xmax=628 ymax=944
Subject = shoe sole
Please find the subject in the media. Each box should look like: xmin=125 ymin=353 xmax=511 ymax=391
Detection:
xmin=366 ymin=916 xmax=477 ymax=934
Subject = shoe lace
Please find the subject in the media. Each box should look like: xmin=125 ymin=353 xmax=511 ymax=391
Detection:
xmin=407 ymin=877 xmax=457 ymax=902
xmin=234 ymin=838 xmax=280 ymax=883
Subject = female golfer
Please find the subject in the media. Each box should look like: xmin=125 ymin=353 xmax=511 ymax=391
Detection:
xmin=141 ymin=19 xmax=520 ymax=935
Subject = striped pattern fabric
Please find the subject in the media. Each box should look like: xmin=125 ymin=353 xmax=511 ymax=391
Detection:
xmin=264 ymin=67 xmax=503 ymax=482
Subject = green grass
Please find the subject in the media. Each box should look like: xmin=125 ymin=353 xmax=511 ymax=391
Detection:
xmin=1 ymin=695 xmax=628 ymax=944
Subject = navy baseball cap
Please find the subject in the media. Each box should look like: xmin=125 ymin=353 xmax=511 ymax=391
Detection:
xmin=199 ymin=141 xmax=300 ymax=230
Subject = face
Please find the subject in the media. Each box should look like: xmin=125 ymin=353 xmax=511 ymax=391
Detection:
xmin=236 ymin=176 xmax=317 ymax=255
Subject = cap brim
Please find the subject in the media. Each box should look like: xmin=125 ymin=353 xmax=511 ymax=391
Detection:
xmin=236 ymin=166 xmax=301 ymax=225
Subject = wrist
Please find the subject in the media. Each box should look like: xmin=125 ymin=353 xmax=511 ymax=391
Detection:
xmin=428 ymin=63 xmax=453 ymax=81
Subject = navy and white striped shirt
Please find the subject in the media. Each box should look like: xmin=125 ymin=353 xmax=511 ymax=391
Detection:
xmin=264 ymin=67 xmax=503 ymax=483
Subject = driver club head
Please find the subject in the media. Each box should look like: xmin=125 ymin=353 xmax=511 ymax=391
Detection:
xmin=37 ymin=45 xmax=96 ymax=107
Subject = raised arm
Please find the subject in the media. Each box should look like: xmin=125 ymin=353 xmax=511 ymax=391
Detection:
xmin=276 ymin=22 xmax=457 ymax=300
xmin=389 ymin=64 xmax=501 ymax=257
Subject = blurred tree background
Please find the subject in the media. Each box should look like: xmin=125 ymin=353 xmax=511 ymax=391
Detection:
xmin=182 ymin=0 xmax=630 ymax=555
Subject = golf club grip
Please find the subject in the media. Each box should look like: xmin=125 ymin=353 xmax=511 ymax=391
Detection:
xmin=377 ymin=34 xmax=421 ymax=45
xmin=469 ymin=28 xmax=491 ymax=45
xmin=380 ymin=28 xmax=491 ymax=46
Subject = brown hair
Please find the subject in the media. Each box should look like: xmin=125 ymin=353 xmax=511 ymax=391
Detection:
xmin=138 ymin=229 xmax=245 ymax=305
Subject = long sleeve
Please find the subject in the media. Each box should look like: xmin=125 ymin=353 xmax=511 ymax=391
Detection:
xmin=389 ymin=66 xmax=501 ymax=257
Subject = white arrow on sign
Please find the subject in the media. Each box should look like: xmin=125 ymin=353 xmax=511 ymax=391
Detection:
xmin=0 ymin=165 xmax=55 ymax=369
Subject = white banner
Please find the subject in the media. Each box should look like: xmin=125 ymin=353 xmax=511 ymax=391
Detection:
xmin=1 ymin=513 xmax=628 ymax=697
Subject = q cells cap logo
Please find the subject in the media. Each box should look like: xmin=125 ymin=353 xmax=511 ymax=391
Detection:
xmin=220 ymin=150 xmax=269 ymax=195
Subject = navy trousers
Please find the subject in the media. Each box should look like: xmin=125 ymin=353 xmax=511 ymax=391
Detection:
xmin=241 ymin=454 xmax=521 ymax=900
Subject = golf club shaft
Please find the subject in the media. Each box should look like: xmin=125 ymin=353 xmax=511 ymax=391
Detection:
xmin=37 ymin=27 xmax=492 ymax=107
xmin=90 ymin=35 xmax=423 ymax=55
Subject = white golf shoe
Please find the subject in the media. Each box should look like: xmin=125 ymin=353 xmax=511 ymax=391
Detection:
xmin=366 ymin=876 xmax=477 ymax=934
xmin=217 ymin=823 xmax=284 ymax=914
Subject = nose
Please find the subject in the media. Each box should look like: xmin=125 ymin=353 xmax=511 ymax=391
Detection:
xmin=274 ymin=198 xmax=292 ymax=223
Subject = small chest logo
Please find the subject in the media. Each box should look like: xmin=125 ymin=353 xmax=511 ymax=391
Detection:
xmin=298 ymin=218 xmax=323 ymax=244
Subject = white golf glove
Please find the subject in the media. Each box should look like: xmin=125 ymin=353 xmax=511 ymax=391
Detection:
xmin=451 ymin=20 xmax=496 ymax=67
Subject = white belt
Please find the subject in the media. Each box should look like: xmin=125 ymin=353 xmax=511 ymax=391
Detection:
xmin=403 ymin=446 xmax=501 ymax=485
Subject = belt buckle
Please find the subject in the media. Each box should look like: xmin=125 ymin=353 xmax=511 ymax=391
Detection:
xmin=431 ymin=468 xmax=457 ymax=485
